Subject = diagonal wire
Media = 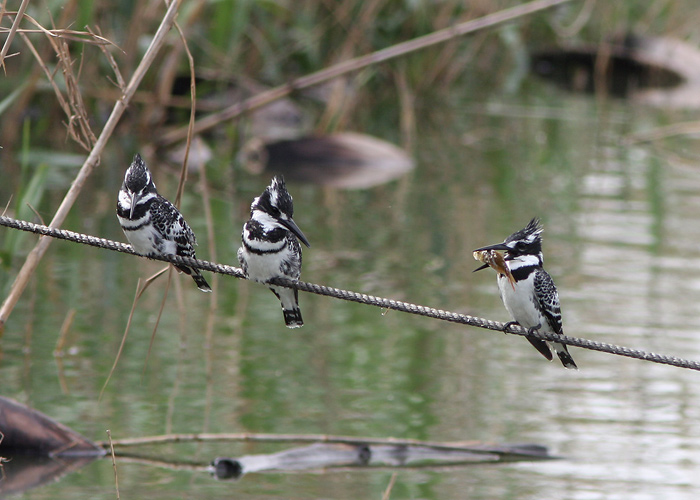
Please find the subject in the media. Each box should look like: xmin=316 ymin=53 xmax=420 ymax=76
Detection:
xmin=1 ymin=214 xmax=700 ymax=371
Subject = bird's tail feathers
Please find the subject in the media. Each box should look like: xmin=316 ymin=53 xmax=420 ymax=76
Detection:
xmin=282 ymin=308 xmax=304 ymax=328
xmin=554 ymin=343 xmax=577 ymax=369
xmin=270 ymin=286 xmax=303 ymax=328
xmin=175 ymin=264 xmax=212 ymax=292
xmin=526 ymin=337 xmax=553 ymax=361
xmin=192 ymin=273 xmax=212 ymax=292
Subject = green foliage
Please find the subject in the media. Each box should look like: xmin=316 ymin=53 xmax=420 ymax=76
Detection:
xmin=0 ymin=120 xmax=50 ymax=270
xmin=0 ymin=83 xmax=27 ymax=118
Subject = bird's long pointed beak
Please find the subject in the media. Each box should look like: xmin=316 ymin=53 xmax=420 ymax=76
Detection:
xmin=472 ymin=242 xmax=510 ymax=272
xmin=129 ymin=191 xmax=141 ymax=219
xmin=473 ymin=242 xmax=510 ymax=252
xmin=282 ymin=218 xmax=311 ymax=248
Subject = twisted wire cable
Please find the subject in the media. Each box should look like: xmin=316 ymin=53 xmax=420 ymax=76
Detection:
xmin=2 ymin=215 xmax=699 ymax=371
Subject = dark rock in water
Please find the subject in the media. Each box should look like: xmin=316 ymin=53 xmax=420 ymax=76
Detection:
xmin=531 ymin=49 xmax=682 ymax=96
xmin=0 ymin=396 xmax=103 ymax=457
xmin=531 ymin=34 xmax=700 ymax=108
xmin=241 ymin=132 xmax=414 ymax=189
xmin=0 ymin=396 xmax=103 ymax=497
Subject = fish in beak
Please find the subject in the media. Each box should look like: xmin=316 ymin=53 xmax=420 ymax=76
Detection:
xmin=472 ymin=242 xmax=510 ymax=272
xmin=472 ymin=245 xmax=515 ymax=289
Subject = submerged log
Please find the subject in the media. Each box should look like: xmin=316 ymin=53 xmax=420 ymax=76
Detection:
xmin=210 ymin=441 xmax=554 ymax=480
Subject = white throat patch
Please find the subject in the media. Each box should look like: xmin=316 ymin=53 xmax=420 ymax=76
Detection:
xmin=507 ymin=253 xmax=542 ymax=270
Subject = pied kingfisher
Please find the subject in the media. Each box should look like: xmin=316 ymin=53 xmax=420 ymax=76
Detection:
xmin=474 ymin=218 xmax=577 ymax=369
xmin=238 ymin=175 xmax=310 ymax=328
xmin=116 ymin=154 xmax=211 ymax=292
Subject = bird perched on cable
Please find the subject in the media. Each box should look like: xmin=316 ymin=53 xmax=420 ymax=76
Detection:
xmin=238 ymin=175 xmax=310 ymax=328
xmin=116 ymin=153 xmax=211 ymax=292
xmin=473 ymin=218 xmax=577 ymax=369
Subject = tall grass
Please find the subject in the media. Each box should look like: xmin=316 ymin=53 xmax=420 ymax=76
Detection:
xmin=0 ymin=120 xmax=49 ymax=269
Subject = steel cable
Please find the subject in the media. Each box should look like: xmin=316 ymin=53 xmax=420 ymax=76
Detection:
xmin=2 ymin=215 xmax=699 ymax=371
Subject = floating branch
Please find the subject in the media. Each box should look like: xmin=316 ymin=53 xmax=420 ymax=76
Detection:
xmin=208 ymin=441 xmax=552 ymax=480
xmin=1 ymin=215 xmax=699 ymax=371
xmin=99 ymin=431 xmax=549 ymax=457
xmin=0 ymin=395 xmax=551 ymax=495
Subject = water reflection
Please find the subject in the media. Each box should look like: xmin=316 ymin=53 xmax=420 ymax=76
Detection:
xmin=0 ymin=455 xmax=99 ymax=498
xmin=4 ymin=60 xmax=700 ymax=500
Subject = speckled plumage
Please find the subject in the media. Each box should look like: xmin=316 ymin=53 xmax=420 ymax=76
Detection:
xmin=117 ymin=154 xmax=211 ymax=292
xmin=475 ymin=218 xmax=577 ymax=369
xmin=238 ymin=176 xmax=310 ymax=328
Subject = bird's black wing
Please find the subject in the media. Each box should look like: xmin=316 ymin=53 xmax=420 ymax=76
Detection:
xmin=533 ymin=268 xmax=563 ymax=334
xmin=279 ymin=234 xmax=302 ymax=280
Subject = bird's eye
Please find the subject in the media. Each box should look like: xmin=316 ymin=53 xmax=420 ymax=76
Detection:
xmin=516 ymin=242 xmax=527 ymax=251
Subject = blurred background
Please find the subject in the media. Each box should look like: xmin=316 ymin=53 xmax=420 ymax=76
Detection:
xmin=2 ymin=0 xmax=700 ymax=498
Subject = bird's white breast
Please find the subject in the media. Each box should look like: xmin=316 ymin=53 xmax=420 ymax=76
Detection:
xmin=498 ymin=271 xmax=550 ymax=332
xmin=118 ymin=213 xmax=177 ymax=256
xmin=239 ymin=247 xmax=288 ymax=283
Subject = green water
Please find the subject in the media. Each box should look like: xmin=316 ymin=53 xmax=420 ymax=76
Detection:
xmin=4 ymin=9 xmax=700 ymax=500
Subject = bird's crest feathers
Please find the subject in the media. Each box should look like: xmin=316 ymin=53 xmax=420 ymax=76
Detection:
xmin=124 ymin=154 xmax=154 ymax=193
xmin=251 ymin=175 xmax=294 ymax=219
xmin=505 ymin=217 xmax=543 ymax=246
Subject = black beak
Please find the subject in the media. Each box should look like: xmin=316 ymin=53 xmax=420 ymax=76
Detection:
xmin=281 ymin=218 xmax=311 ymax=248
xmin=472 ymin=242 xmax=510 ymax=272
xmin=474 ymin=242 xmax=510 ymax=252
xmin=129 ymin=191 xmax=141 ymax=219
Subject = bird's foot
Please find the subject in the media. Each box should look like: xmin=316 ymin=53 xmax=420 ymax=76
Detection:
xmin=526 ymin=324 xmax=542 ymax=336
xmin=503 ymin=321 xmax=520 ymax=334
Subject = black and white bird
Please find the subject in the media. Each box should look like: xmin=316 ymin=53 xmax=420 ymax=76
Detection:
xmin=116 ymin=154 xmax=211 ymax=292
xmin=238 ymin=175 xmax=310 ymax=328
xmin=474 ymin=218 xmax=577 ymax=369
